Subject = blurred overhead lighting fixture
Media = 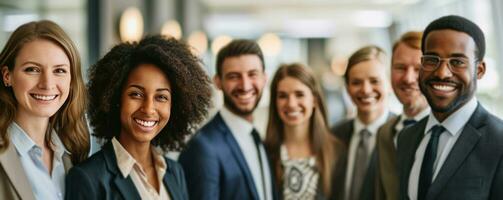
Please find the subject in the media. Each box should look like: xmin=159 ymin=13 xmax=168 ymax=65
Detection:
xmin=353 ymin=10 xmax=392 ymax=28
xmin=119 ymin=7 xmax=144 ymax=42
xmin=161 ymin=20 xmax=182 ymax=40
xmin=188 ymin=31 xmax=208 ymax=56
xmin=211 ymin=35 xmax=233 ymax=55
xmin=258 ymin=33 xmax=282 ymax=56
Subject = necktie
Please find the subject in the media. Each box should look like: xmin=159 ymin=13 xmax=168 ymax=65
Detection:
xmin=403 ymin=119 xmax=417 ymax=127
xmin=350 ymin=129 xmax=371 ymax=200
xmin=418 ymin=125 xmax=445 ymax=200
xmin=251 ymin=129 xmax=267 ymax=200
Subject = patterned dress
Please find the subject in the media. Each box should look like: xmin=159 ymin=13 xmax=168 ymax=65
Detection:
xmin=281 ymin=145 xmax=319 ymax=200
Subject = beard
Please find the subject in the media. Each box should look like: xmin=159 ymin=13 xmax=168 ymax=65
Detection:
xmin=419 ymin=75 xmax=476 ymax=114
xmin=222 ymin=89 xmax=263 ymax=117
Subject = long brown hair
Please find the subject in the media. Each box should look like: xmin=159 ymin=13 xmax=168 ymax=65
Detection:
xmin=0 ymin=20 xmax=89 ymax=164
xmin=264 ymin=63 xmax=342 ymax=197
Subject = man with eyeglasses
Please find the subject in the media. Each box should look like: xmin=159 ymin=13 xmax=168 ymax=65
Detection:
xmin=396 ymin=15 xmax=503 ymax=200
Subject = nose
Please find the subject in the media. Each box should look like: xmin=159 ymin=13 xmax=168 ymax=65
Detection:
xmin=361 ymin=81 xmax=372 ymax=94
xmin=403 ymin=66 xmax=418 ymax=84
xmin=433 ymin=60 xmax=453 ymax=79
xmin=141 ymin=97 xmax=156 ymax=115
xmin=37 ymin=71 xmax=55 ymax=90
xmin=287 ymin=95 xmax=297 ymax=107
xmin=238 ymin=76 xmax=252 ymax=91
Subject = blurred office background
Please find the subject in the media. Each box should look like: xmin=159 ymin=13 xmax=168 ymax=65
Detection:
xmin=1 ymin=0 xmax=502 ymax=134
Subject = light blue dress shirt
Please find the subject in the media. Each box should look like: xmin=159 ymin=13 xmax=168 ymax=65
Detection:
xmin=9 ymin=122 xmax=67 ymax=200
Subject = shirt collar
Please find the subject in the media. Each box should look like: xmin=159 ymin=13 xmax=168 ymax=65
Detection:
xmin=396 ymin=107 xmax=431 ymax=129
xmin=9 ymin=122 xmax=68 ymax=158
xmin=354 ymin=110 xmax=390 ymax=136
xmin=9 ymin=122 xmax=36 ymax=157
xmin=112 ymin=138 xmax=137 ymax=178
xmin=424 ymin=97 xmax=478 ymax=136
xmin=220 ymin=106 xmax=255 ymax=136
xmin=111 ymin=138 xmax=167 ymax=178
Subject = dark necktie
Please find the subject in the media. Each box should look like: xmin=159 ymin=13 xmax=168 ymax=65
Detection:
xmin=251 ymin=128 xmax=267 ymax=200
xmin=418 ymin=125 xmax=445 ymax=200
xmin=403 ymin=119 xmax=417 ymax=127
xmin=350 ymin=129 xmax=371 ymax=200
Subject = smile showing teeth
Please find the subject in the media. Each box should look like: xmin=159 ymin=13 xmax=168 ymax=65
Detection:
xmin=285 ymin=111 xmax=301 ymax=117
xmin=134 ymin=118 xmax=157 ymax=127
xmin=31 ymin=94 xmax=57 ymax=101
xmin=359 ymin=96 xmax=377 ymax=104
xmin=235 ymin=92 xmax=254 ymax=100
xmin=432 ymin=84 xmax=455 ymax=92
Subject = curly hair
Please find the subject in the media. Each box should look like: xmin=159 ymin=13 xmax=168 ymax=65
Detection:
xmin=87 ymin=35 xmax=212 ymax=151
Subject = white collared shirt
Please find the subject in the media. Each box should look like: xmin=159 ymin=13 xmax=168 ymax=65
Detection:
xmin=9 ymin=122 xmax=67 ymax=200
xmin=394 ymin=108 xmax=431 ymax=147
xmin=112 ymin=138 xmax=170 ymax=200
xmin=344 ymin=111 xmax=390 ymax=200
xmin=220 ymin=106 xmax=273 ymax=200
xmin=407 ymin=98 xmax=478 ymax=200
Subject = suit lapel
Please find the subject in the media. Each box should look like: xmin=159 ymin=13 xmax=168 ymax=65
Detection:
xmin=426 ymin=105 xmax=485 ymax=199
xmin=398 ymin=118 xmax=427 ymax=199
xmin=378 ymin=116 xmax=400 ymax=200
xmin=216 ymin=114 xmax=259 ymax=200
xmin=0 ymin=143 xmax=36 ymax=200
xmin=102 ymin=142 xmax=141 ymax=200
xmin=62 ymin=153 xmax=72 ymax=173
xmin=163 ymin=161 xmax=182 ymax=200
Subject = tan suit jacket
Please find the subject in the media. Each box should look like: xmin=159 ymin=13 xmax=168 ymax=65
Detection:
xmin=0 ymin=142 xmax=72 ymax=200
xmin=375 ymin=115 xmax=400 ymax=200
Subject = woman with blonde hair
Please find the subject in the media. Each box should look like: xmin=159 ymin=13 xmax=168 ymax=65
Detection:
xmin=265 ymin=63 xmax=344 ymax=200
xmin=0 ymin=20 xmax=89 ymax=200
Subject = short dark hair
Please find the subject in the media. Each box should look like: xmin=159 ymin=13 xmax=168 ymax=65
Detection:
xmin=87 ymin=35 xmax=212 ymax=151
xmin=215 ymin=39 xmax=265 ymax=77
xmin=344 ymin=45 xmax=386 ymax=83
xmin=422 ymin=15 xmax=485 ymax=61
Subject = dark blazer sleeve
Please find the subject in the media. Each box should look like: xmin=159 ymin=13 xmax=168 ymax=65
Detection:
xmin=491 ymin=157 xmax=503 ymax=199
xmin=166 ymin=159 xmax=189 ymax=200
xmin=65 ymin=166 xmax=98 ymax=200
xmin=178 ymin=135 xmax=220 ymax=200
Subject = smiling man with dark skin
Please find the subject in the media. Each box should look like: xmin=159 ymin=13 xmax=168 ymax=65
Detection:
xmin=396 ymin=15 xmax=503 ymax=200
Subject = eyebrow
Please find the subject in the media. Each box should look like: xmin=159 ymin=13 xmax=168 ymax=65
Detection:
xmin=423 ymin=52 xmax=469 ymax=58
xmin=20 ymin=61 xmax=69 ymax=68
xmin=129 ymin=84 xmax=171 ymax=92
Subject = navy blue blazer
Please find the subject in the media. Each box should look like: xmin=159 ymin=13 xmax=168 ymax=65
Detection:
xmin=179 ymin=113 xmax=276 ymax=200
xmin=65 ymin=142 xmax=188 ymax=200
xmin=397 ymin=104 xmax=503 ymax=200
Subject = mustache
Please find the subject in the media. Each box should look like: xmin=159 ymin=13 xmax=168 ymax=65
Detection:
xmin=425 ymin=77 xmax=460 ymax=85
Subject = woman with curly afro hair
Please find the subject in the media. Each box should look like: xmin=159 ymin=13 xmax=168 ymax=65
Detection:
xmin=65 ymin=35 xmax=212 ymax=200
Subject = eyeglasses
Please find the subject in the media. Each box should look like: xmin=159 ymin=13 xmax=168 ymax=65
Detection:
xmin=420 ymin=55 xmax=470 ymax=73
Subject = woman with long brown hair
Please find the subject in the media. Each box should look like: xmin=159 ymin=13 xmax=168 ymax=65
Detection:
xmin=0 ymin=20 xmax=89 ymax=200
xmin=265 ymin=63 xmax=344 ymax=200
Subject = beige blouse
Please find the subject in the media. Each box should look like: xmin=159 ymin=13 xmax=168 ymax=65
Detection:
xmin=112 ymin=138 xmax=171 ymax=200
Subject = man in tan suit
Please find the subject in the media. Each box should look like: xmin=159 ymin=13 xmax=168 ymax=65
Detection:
xmin=375 ymin=31 xmax=430 ymax=200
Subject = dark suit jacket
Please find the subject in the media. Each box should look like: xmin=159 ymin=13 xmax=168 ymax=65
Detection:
xmin=331 ymin=113 xmax=395 ymax=200
xmin=179 ymin=113 xmax=276 ymax=200
xmin=397 ymin=104 xmax=503 ymax=200
xmin=65 ymin=142 xmax=188 ymax=200
xmin=375 ymin=115 xmax=400 ymax=200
